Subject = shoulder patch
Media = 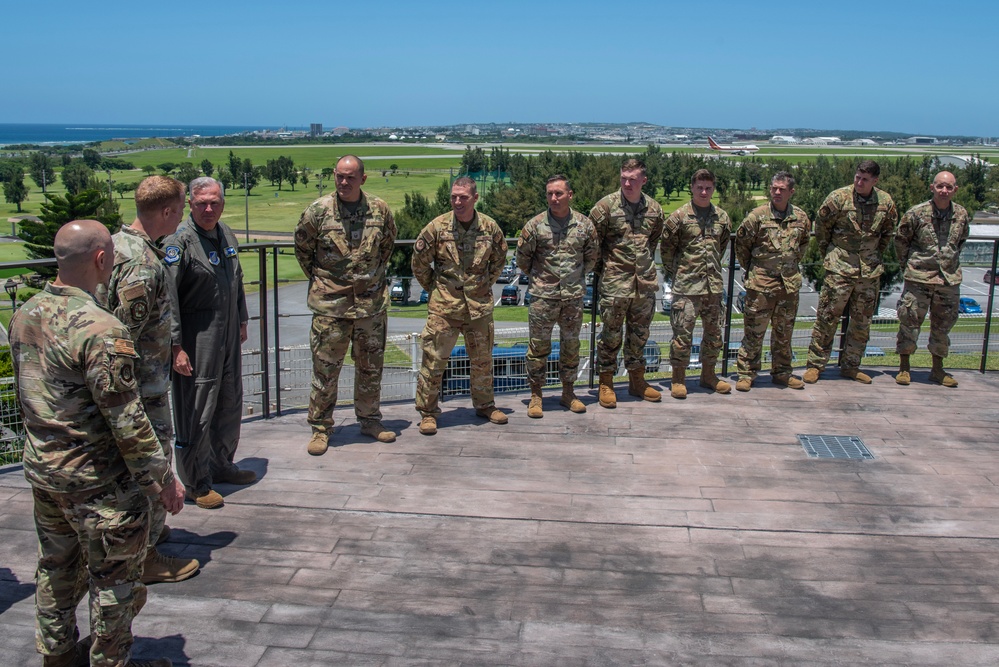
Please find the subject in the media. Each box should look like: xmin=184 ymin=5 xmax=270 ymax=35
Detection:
xmin=121 ymin=283 xmax=145 ymax=301
xmin=164 ymin=246 xmax=181 ymax=265
xmin=415 ymin=238 xmax=427 ymax=252
xmin=114 ymin=338 xmax=136 ymax=356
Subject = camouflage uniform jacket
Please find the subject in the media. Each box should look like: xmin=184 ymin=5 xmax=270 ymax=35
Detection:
xmin=895 ymin=200 xmax=969 ymax=286
xmin=815 ymin=185 xmax=898 ymax=279
xmin=735 ymin=203 xmax=812 ymax=293
xmin=295 ymin=191 xmax=397 ymax=319
xmin=412 ymin=211 xmax=507 ymax=321
xmin=516 ymin=208 xmax=598 ymax=300
xmin=661 ymin=202 xmax=732 ymax=296
xmin=107 ymin=225 xmax=172 ymax=397
xmin=589 ymin=190 xmax=665 ymax=298
xmin=10 ymin=283 xmax=174 ymax=496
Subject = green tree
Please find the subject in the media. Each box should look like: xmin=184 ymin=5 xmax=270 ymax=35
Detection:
xmin=389 ymin=180 xmax=450 ymax=275
xmin=241 ymin=159 xmax=259 ymax=195
xmin=288 ymin=168 xmax=299 ymax=191
xmin=61 ymin=162 xmax=94 ymax=195
xmin=18 ymin=190 xmax=120 ymax=276
xmin=300 ymin=168 xmax=310 ymax=188
xmin=390 ymin=163 xmax=399 ymax=174
xmin=113 ymin=181 xmax=137 ymax=199
xmin=81 ymin=148 xmax=102 ymax=169
xmin=157 ymin=162 xmax=177 ymax=175
xmin=176 ymin=162 xmax=200 ymax=185
xmin=460 ymin=145 xmax=488 ymax=175
xmin=29 ymin=153 xmax=56 ymax=192
xmin=228 ymin=151 xmax=242 ymax=187
xmin=217 ymin=166 xmax=233 ymax=193
xmin=142 ymin=164 xmax=156 ymax=175
xmin=3 ymin=170 xmax=29 ymax=212
xmin=200 ymin=159 xmax=214 ymax=177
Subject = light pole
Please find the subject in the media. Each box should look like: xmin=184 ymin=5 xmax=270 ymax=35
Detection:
xmin=5 ymin=279 xmax=17 ymax=311
xmin=106 ymin=169 xmax=113 ymax=203
xmin=243 ymin=172 xmax=250 ymax=242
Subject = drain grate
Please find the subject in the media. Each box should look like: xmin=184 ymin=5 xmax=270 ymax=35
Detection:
xmin=797 ymin=434 xmax=874 ymax=460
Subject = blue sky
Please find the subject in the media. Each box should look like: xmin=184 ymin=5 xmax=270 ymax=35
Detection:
xmin=7 ymin=0 xmax=998 ymax=136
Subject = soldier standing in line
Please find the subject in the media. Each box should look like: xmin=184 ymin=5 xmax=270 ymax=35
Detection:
xmin=411 ymin=176 xmax=508 ymax=435
xmin=895 ymin=171 xmax=969 ymax=388
xmin=734 ymin=171 xmax=812 ymax=392
xmin=164 ymin=177 xmax=254 ymax=510
xmin=589 ymin=158 xmax=665 ymax=408
xmin=661 ymin=168 xmax=733 ymax=398
xmin=11 ymin=220 xmax=184 ymax=667
xmin=295 ymin=155 xmax=398 ymax=455
xmin=516 ymin=174 xmax=599 ymax=417
xmin=803 ymin=161 xmax=898 ymax=384
xmin=107 ymin=175 xmax=200 ymax=583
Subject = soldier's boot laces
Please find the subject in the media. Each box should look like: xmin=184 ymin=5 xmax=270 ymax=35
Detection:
xmin=736 ymin=377 xmax=753 ymax=392
xmin=141 ymin=549 xmax=200 ymax=585
xmin=560 ymin=383 xmax=586 ymax=413
xmin=628 ymin=368 xmax=661 ymax=402
xmin=896 ymin=354 xmax=911 ymax=385
xmin=670 ymin=367 xmax=687 ymax=399
xmin=527 ymin=383 xmax=544 ymax=419
xmin=840 ymin=368 xmax=872 ymax=384
xmin=802 ymin=367 xmax=820 ymax=384
xmin=360 ymin=421 xmax=397 ymax=443
xmin=307 ymin=431 xmax=329 ymax=456
xmin=930 ymin=355 xmax=958 ymax=387
xmin=598 ymin=371 xmax=617 ymax=408
xmin=772 ymin=374 xmax=804 ymax=390
xmin=699 ymin=368 xmax=731 ymax=394
xmin=419 ymin=415 xmax=437 ymax=435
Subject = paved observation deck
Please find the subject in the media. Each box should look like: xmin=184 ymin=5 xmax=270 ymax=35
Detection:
xmin=2 ymin=368 xmax=999 ymax=666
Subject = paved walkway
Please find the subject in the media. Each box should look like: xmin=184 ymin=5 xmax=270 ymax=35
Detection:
xmin=2 ymin=368 xmax=999 ymax=665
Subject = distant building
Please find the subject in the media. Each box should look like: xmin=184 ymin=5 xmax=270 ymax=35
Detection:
xmin=845 ymin=138 xmax=879 ymax=146
xmin=310 ymin=123 xmax=323 ymax=137
xmin=907 ymin=136 xmax=938 ymax=145
xmin=332 ymin=126 xmax=349 ymax=136
xmin=936 ymin=155 xmax=990 ymax=170
xmin=769 ymin=135 xmax=798 ymax=144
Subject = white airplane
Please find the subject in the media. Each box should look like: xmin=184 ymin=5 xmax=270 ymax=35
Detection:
xmin=707 ymin=136 xmax=760 ymax=155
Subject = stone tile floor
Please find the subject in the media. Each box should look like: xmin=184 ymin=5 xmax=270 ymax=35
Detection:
xmin=2 ymin=367 xmax=998 ymax=665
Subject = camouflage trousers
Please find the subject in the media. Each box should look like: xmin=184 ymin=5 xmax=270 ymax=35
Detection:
xmin=670 ymin=293 xmax=723 ymax=370
xmin=143 ymin=392 xmax=172 ymax=550
xmin=597 ymin=293 xmax=655 ymax=373
xmin=309 ymin=312 xmax=387 ymax=433
xmin=806 ymin=274 xmax=879 ymax=371
xmin=896 ymin=280 xmax=960 ymax=357
xmin=416 ymin=313 xmax=495 ymax=417
xmin=32 ymin=475 xmax=150 ymax=667
xmin=527 ymin=296 xmax=583 ymax=385
xmin=737 ymin=287 xmax=799 ymax=379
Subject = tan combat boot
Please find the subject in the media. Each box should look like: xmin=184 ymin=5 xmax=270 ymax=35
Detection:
xmin=419 ymin=415 xmax=437 ymax=435
xmin=803 ymin=367 xmax=820 ymax=384
xmin=896 ymin=354 xmax=911 ymax=385
xmin=307 ymin=431 xmax=329 ymax=456
xmin=527 ymin=382 xmax=544 ymax=418
xmin=628 ymin=367 xmax=662 ymax=402
xmin=736 ymin=377 xmax=753 ymax=392
xmin=670 ymin=367 xmax=687 ymax=399
xmin=215 ymin=466 xmax=257 ymax=485
xmin=186 ymin=489 xmax=223 ymax=510
xmin=598 ymin=371 xmax=617 ymax=408
xmin=840 ymin=368 xmax=872 ymax=384
xmin=475 ymin=406 xmax=509 ymax=424
xmin=559 ymin=382 xmax=586 ymax=413
xmin=140 ymin=549 xmax=200 ymax=585
xmin=772 ymin=374 xmax=805 ymax=389
xmin=360 ymin=421 xmax=397 ymax=443
xmin=929 ymin=354 xmax=958 ymax=387
xmin=699 ymin=367 xmax=732 ymax=394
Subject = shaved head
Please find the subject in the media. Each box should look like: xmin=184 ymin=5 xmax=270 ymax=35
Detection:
xmin=54 ymin=220 xmax=111 ymax=267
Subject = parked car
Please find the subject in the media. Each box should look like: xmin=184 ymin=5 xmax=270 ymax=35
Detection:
xmin=959 ymin=297 xmax=982 ymax=314
xmin=736 ymin=290 xmax=747 ymax=312
xmin=618 ymin=340 xmax=662 ymax=374
xmin=523 ymin=290 xmax=533 ymax=306
xmin=984 ymin=269 xmax=999 ymax=284
xmin=496 ymin=268 xmax=515 ymax=284
xmin=501 ymin=284 xmax=521 ymax=305
xmin=389 ymin=281 xmax=406 ymax=304
xmin=583 ymin=285 xmax=596 ymax=310
xmin=419 ymin=289 xmax=429 ymax=304
xmin=661 ymin=280 xmax=673 ymax=314
xmin=519 ymin=272 xmax=530 ymax=284
xmin=443 ymin=342 xmax=560 ymax=396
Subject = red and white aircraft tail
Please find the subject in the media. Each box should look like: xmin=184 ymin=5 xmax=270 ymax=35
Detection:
xmin=707 ymin=137 xmax=759 ymax=155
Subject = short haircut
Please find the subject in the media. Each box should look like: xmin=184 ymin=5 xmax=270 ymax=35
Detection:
xmin=856 ymin=160 xmax=880 ymax=177
xmin=54 ymin=220 xmax=110 ymax=267
xmin=336 ymin=154 xmax=365 ymax=175
xmin=690 ymin=168 xmax=715 ymax=186
xmin=546 ymin=174 xmax=572 ymax=191
xmin=189 ymin=176 xmax=224 ymax=201
xmin=771 ymin=171 xmax=796 ymax=189
xmin=621 ymin=158 xmax=647 ymax=177
xmin=452 ymin=176 xmax=477 ymax=195
xmin=135 ymin=175 xmax=185 ymax=216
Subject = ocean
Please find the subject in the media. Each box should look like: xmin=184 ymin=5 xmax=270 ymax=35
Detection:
xmin=0 ymin=123 xmax=298 ymax=146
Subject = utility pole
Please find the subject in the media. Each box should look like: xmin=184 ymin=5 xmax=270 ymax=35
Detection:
xmin=243 ymin=172 xmax=250 ymax=242
xmin=106 ymin=169 xmax=113 ymax=203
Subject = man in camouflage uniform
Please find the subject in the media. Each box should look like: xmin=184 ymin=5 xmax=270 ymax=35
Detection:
xmin=295 ymin=155 xmax=398 ymax=455
xmin=895 ymin=171 xmax=969 ymax=388
xmin=517 ymin=174 xmax=599 ymax=417
xmin=804 ymin=161 xmax=898 ymax=384
xmin=11 ymin=220 xmax=184 ymax=667
xmin=734 ymin=171 xmax=812 ymax=392
xmin=164 ymin=177 xmax=253 ymax=510
xmin=107 ymin=176 xmax=200 ymax=584
xmin=589 ymin=158 xmax=664 ymax=408
xmin=661 ymin=169 xmax=733 ymax=398
xmin=412 ymin=177 xmax=508 ymax=435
